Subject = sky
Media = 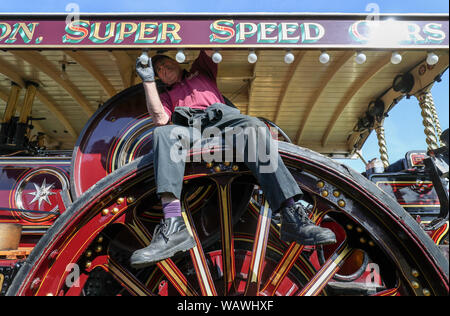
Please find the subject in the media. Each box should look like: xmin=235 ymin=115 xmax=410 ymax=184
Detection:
xmin=1 ymin=0 xmax=448 ymax=172
xmin=0 ymin=0 xmax=448 ymax=14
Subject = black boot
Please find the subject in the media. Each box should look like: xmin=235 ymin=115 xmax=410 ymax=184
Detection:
xmin=130 ymin=216 xmax=196 ymax=269
xmin=280 ymin=202 xmax=336 ymax=245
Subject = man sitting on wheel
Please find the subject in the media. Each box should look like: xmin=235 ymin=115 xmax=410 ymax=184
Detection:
xmin=130 ymin=50 xmax=336 ymax=269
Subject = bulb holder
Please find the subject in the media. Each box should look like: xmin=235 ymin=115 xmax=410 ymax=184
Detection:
xmin=426 ymin=52 xmax=439 ymax=66
xmin=139 ymin=51 xmax=149 ymax=66
xmin=284 ymin=51 xmax=295 ymax=64
xmin=319 ymin=51 xmax=330 ymax=64
xmin=212 ymin=51 xmax=222 ymax=64
xmin=175 ymin=49 xmax=186 ymax=63
xmin=390 ymin=52 xmax=402 ymax=64
xmin=355 ymin=52 xmax=367 ymax=64
xmin=248 ymin=50 xmax=258 ymax=64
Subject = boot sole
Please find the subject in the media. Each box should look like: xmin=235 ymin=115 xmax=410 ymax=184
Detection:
xmin=130 ymin=237 xmax=196 ymax=269
xmin=281 ymin=231 xmax=337 ymax=246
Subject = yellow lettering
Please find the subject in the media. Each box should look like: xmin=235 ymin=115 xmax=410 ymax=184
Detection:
xmin=237 ymin=22 xmax=257 ymax=42
xmin=0 ymin=23 xmax=12 ymax=41
xmin=280 ymin=23 xmax=299 ymax=43
xmin=9 ymin=22 xmax=39 ymax=42
xmin=137 ymin=22 xmax=158 ymax=41
xmin=160 ymin=22 xmax=181 ymax=42
xmin=259 ymin=23 xmax=278 ymax=42
xmin=118 ymin=22 xmax=138 ymax=41
xmin=91 ymin=22 xmax=116 ymax=41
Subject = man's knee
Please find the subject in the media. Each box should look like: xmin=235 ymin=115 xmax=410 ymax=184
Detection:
xmin=237 ymin=116 xmax=266 ymax=130
xmin=153 ymin=125 xmax=173 ymax=136
xmin=153 ymin=125 xmax=167 ymax=140
xmin=153 ymin=125 xmax=189 ymax=141
xmin=245 ymin=118 xmax=272 ymax=141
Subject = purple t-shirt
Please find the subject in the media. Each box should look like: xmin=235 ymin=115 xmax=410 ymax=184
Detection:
xmin=159 ymin=50 xmax=225 ymax=117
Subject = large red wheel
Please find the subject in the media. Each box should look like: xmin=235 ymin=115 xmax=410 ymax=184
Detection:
xmin=71 ymin=84 xmax=154 ymax=198
xmin=7 ymin=143 xmax=449 ymax=296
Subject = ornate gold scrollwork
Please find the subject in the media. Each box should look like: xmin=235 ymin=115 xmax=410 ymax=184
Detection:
xmin=0 ymin=273 xmax=4 ymax=291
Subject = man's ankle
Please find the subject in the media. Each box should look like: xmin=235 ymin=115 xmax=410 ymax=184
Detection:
xmin=281 ymin=197 xmax=295 ymax=209
xmin=161 ymin=193 xmax=182 ymax=219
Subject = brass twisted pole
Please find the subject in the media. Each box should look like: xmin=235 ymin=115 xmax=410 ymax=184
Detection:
xmin=375 ymin=126 xmax=389 ymax=169
xmin=417 ymin=92 xmax=439 ymax=150
xmin=426 ymin=93 xmax=442 ymax=140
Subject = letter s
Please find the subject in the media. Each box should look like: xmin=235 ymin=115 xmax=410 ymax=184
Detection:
xmin=210 ymin=20 xmax=235 ymax=43
xmin=424 ymin=23 xmax=446 ymax=44
xmin=63 ymin=20 xmax=90 ymax=43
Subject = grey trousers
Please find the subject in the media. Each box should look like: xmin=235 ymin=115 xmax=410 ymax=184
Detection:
xmin=152 ymin=103 xmax=302 ymax=211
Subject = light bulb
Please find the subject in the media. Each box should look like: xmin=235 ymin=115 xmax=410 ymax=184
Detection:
xmin=139 ymin=51 xmax=149 ymax=66
xmin=212 ymin=51 xmax=222 ymax=64
xmin=426 ymin=52 xmax=439 ymax=65
xmin=284 ymin=51 xmax=295 ymax=64
xmin=248 ymin=50 xmax=258 ymax=63
xmin=175 ymin=49 xmax=186 ymax=63
xmin=390 ymin=51 xmax=402 ymax=64
xmin=319 ymin=51 xmax=330 ymax=64
xmin=355 ymin=52 xmax=367 ymax=64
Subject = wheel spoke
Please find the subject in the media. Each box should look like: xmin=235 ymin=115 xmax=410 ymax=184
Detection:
xmin=260 ymin=242 xmax=305 ymax=296
xmin=182 ymin=196 xmax=218 ymax=296
xmin=124 ymin=205 xmax=152 ymax=246
xmin=259 ymin=204 xmax=329 ymax=296
xmin=297 ymin=242 xmax=353 ymax=296
xmin=212 ymin=176 xmax=237 ymax=295
xmin=156 ymin=259 xmax=198 ymax=296
xmin=244 ymin=197 xmax=272 ymax=296
xmin=107 ymin=257 xmax=155 ymax=296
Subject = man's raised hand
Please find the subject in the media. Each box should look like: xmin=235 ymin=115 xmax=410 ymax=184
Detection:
xmin=136 ymin=57 xmax=155 ymax=82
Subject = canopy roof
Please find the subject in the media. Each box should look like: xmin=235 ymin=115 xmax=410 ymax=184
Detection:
xmin=0 ymin=13 xmax=448 ymax=156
